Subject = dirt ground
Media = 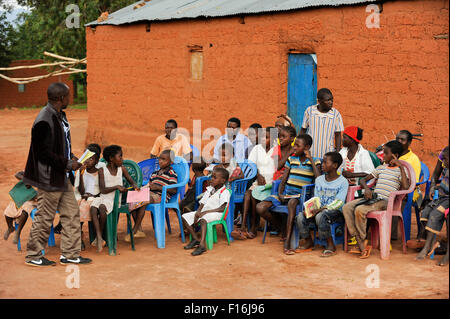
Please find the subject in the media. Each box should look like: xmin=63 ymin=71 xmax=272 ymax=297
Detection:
xmin=0 ymin=108 xmax=448 ymax=299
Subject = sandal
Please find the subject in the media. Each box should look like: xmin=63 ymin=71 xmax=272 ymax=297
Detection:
xmin=284 ymin=248 xmax=295 ymax=255
xmin=349 ymin=246 xmax=362 ymax=254
xmin=321 ymin=249 xmax=337 ymax=257
xmin=230 ymin=229 xmax=247 ymax=240
xmin=295 ymin=247 xmax=313 ymax=253
xmin=360 ymin=245 xmax=372 ymax=259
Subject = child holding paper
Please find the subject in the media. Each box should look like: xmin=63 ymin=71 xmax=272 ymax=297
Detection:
xmin=74 ymin=143 xmax=101 ymax=250
xmin=124 ymin=149 xmax=178 ymax=242
xmin=90 ymin=145 xmax=139 ymax=252
xmin=3 ymin=171 xmax=36 ymax=245
xmin=295 ymin=152 xmax=349 ymax=257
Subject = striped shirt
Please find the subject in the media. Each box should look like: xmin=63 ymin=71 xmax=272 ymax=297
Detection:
xmin=150 ymin=167 xmax=178 ymax=199
xmin=371 ymin=164 xmax=402 ymax=200
xmin=301 ymin=104 xmax=344 ymax=159
xmin=285 ymin=155 xmax=321 ymax=193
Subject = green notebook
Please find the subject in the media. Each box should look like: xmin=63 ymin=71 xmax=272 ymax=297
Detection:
xmin=9 ymin=180 xmax=37 ymax=209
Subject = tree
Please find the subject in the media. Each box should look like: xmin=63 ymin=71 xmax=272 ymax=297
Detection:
xmin=0 ymin=2 xmax=16 ymax=68
xmin=9 ymin=0 xmax=136 ymax=100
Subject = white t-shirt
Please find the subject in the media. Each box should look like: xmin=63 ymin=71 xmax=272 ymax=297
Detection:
xmin=199 ymin=185 xmax=230 ymax=212
xmin=248 ymin=144 xmax=276 ymax=186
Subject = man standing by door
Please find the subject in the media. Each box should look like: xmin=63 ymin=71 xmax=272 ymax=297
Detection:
xmin=23 ymin=82 xmax=92 ymax=267
xmin=300 ymin=88 xmax=344 ymax=159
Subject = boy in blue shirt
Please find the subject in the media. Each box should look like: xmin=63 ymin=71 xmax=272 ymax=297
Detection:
xmin=256 ymin=134 xmax=321 ymax=254
xmin=295 ymin=152 xmax=349 ymax=257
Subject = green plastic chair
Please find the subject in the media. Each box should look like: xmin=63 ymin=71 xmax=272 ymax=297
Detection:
xmin=205 ymin=189 xmax=232 ymax=250
xmin=89 ymin=159 xmax=143 ymax=255
xmin=189 ymin=189 xmax=232 ymax=250
xmin=369 ymin=151 xmax=381 ymax=168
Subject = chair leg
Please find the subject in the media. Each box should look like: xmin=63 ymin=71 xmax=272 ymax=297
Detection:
xmin=154 ymin=210 xmax=166 ymax=249
xmin=290 ymin=222 xmax=300 ymax=250
xmin=378 ymin=215 xmax=392 ymax=260
xmin=48 ymin=225 xmax=55 ymax=247
xmin=213 ymin=225 xmax=218 ymax=244
xmin=262 ymin=221 xmax=268 ymax=244
xmin=222 ymin=222 xmax=231 ymax=245
xmin=166 ymin=209 xmax=172 ymax=234
xmin=15 ymin=222 xmax=21 ymax=251
xmin=398 ymin=216 xmax=407 ymax=254
xmin=106 ymin=212 xmax=116 ymax=256
xmin=206 ymin=224 xmax=214 ymax=250
xmin=127 ymin=214 xmax=135 ymax=251
xmin=175 ymin=209 xmax=186 ymax=243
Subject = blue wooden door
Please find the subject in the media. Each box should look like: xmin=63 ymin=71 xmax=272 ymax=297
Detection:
xmin=287 ymin=54 xmax=317 ymax=133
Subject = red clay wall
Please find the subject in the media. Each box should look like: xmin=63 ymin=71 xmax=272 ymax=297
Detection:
xmin=85 ymin=0 xmax=449 ymax=170
xmin=0 ymin=60 xmax=74 ymax=109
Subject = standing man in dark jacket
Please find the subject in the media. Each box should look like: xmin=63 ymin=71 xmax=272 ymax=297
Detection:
xmin=23 ymin=82 xmax=92 ymax=266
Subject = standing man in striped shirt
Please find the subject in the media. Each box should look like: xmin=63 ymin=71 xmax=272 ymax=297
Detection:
xmin=300 ymin=88 xmax=344 ymax=159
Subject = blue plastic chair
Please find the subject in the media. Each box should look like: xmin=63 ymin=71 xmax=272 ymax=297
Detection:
xmin=312 ymin=220 xmax=345 ymax=249
xmin=226 ymin=161 xmax=258 ymax=240
xmin=194 ymin=175 xmax=212 ymax=210
xmin=402 ymin=162 xmax=431 ymax=241
xmin=138 ymin=158 xmax=160 ymax=186
xmin=145 ymin=156 xmax=190 ymax=248
xmin=16 ymin=208 xmax=57 ymax=254
xmin=190 ymin=144 xmax=201 ymax=160
xmin=261 ymin=179 xmax=314 ymax=249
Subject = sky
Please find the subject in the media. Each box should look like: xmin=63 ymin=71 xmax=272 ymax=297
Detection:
xmin=1 ymin=0 xmax=30 ymax=23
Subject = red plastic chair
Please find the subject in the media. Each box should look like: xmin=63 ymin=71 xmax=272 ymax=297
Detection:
xmin=344 ymin=161 xmax=416 ymax=259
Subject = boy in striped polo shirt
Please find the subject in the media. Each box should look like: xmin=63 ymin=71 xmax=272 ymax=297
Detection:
xmin=343 ymin=140 xmax=409 ymax=259
xmin=125 ymin=149 xmax=178 ymax=242
xmin=256 ymin=134 xmax=321 ymax=253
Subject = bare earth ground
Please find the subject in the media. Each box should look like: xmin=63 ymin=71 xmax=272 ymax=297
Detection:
xmin=0 ymin=108 xmax=448 ymax=299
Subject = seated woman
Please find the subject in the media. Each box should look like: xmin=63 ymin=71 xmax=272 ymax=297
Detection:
xmin=339 ymin=126 xmax=375 ymax=186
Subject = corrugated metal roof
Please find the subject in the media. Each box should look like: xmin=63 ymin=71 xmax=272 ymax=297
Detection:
xmin=86 ymin=0 xmax=380 ymax=26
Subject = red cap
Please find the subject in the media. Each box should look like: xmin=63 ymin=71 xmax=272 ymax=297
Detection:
xmin=343 ymin=126 xmax=360 ymax=143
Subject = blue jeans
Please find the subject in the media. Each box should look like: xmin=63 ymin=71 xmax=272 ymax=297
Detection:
xmin=296 ymin=209 xmax=343 ymax=241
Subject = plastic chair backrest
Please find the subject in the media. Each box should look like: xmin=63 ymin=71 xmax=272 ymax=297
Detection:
xmin=418 ymin=162 xmax=430 ymax=185
xmin=369 ymin=151 xmax=381 ymax=168
xmin=138 ymin=158 xmax=160 ymax=184
xmin=190 ymin=144 xmax=201 ymax=158
xmin=221 ymin=189 xmax=232 ymax=221
xmin=169 ymin=156 xmax=190 ymax=201
xmin=386 ymin=160 xmax=416 ymax=213
xmin=237 ymin=160 xmax=257 ymax=180
xmin=122 ymin=159 xmax=143 ymax=188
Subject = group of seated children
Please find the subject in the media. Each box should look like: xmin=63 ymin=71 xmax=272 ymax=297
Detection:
xmin=4 ymin=104 xmax=448 ymax=264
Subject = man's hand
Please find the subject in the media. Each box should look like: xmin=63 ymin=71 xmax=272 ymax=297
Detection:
xmin=71 ymin=161 xmax=82 ymax=171
xmin=305 ymin=149 xmax=313 ymax=160
xmin=364 ymin=189 xmax=373 ymax=200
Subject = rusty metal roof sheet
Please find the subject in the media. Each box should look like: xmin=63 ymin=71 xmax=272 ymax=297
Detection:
xmin=86 ymin=0 xmax=380 ymax=26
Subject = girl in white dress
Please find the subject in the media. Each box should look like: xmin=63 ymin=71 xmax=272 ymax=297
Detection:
xmin=74 ymin=144 xmax=101 ymax=250
xmin=90 ymin=145 xmax=139 ymax=252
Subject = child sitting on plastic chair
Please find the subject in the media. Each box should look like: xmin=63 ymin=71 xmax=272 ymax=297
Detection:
xmin=342 ymin=140 xmax=409 ymax=259
xmin=90 ymin=145 xmax=139 ymax=252
xmin=295 ymin=152 xmax=349 ymax=257
xmin=3 ymin=171 xmax=35 ymax=245
xmin=125 ymin=149 xmax=178 ymax=242
xmin=74 ymin=143 xmax=101 ymax=250
xmin=180 ymin=157 xmax=207 ymax=214
xmin=182 ymin=167 xmax=230 ymax=256
xmin=207 ymin=142 xmax=244 ymax=187
xmin=416 ymin=146 xmax=449 ymax=265
xmin=256 ymin=133 xmax=321 ymax=255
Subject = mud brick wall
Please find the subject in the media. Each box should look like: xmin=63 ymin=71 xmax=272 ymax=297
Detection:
xmin=0 ymin=60 xmax=74 ymax=109
xmin=85 ymin=0 xmax=449 ymax=170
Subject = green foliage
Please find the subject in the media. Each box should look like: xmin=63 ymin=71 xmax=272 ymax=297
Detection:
xmin=4 ymin=1 xmax=136 ymax=81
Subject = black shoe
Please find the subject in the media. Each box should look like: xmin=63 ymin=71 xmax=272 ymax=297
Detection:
xmin=60 ymin=255 xmax=92 ymax=265
xmin=25 ymin=257 xmax=56 ymax=267
xmin=184 ymin=239 xmax=200 ymax=250
xmin=191 ymin=246 xmax=207 ymax=256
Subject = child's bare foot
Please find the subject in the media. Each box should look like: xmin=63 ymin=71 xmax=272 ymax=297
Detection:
xmin=3 ymin=227 xmax=14 ymax=241
xmin=96 ymin=239 xmax=103 ymax=252
xmin=437 ymin=253 xmax=449 ymax=266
